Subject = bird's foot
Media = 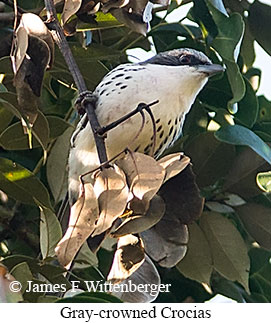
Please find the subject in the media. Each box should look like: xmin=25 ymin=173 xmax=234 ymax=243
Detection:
xmin=75 ymin=90 xmax=98 ymax=115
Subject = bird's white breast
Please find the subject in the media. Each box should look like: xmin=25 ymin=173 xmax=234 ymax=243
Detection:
xmin=68 ymin=62 xmax=207 ymax=199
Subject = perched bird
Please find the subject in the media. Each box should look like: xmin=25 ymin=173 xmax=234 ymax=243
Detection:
xmin=68 ymin=48 xmax=224 ymax=204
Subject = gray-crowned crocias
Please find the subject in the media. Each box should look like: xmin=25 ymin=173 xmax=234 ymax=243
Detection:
xmin=68 ymin=48 xmax=224 ymax=204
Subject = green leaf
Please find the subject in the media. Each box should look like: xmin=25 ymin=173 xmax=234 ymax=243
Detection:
xmin=248 ymin=0 xmax=271 ymax=56
xmin=73 ymin=242 xmax=98 ymax=269
xmin=0 ymin=111 xmax=50 ymax=151
xmin=235 ymin=78 xmax=259 ymax=128
xmin=199 ymin=212 xmax=250 ymax=292
xmin=177 ymin=222 xmax=212 ymax=284
xmin=224 ymin=59 xmax=245 ymax=107
xmin=46 ymin=127 xmax=74 ymax=203
xmin=0 ymin=106 xmax=13 ymax=133
xmin=250 ymin=263 xmax=271 ymax=302
xmin=185 ymin=132 xmax=235 ymax=188
xmin=256 ymin=171 xmax=271 ymax=192
xmin=223 ymin=147 xmax=269 ymax=198
xmin=206 ymin=2 xmax=246 ymax=105
xmin=0 ymin=158 xmax=52 ymax=208
xmin=240 ymin=24 xmax=256 ymax=69
xmin=47 ymin=116 xmax=72 ymax=140
xmin=40 ymin=207 xmax=62 ymax=259
xmin=206 ymin=4 xmax=244 ymax=61
xmin=78 ymin=12 xmax=123 ymax=30
xmin=10 ymin=262 xmax=33 ymax=294
xmin=215 ymin=125 xmax=271 ymax=165
xmin=236 ymin=203 xmax=271 ymax=250
xmin=257 ymin=96 xmax=271 ymax=122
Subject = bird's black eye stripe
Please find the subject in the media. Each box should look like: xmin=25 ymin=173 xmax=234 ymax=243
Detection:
xmin=179 ymin=54 xmax=211 ymax=66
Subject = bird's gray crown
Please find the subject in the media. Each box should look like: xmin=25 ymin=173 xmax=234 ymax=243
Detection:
xmin=141 ymin=48 xmax=212 ymax=67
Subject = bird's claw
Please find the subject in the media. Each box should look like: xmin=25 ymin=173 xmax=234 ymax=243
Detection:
xmin=75 ymin=90 xmax=98 ymax=115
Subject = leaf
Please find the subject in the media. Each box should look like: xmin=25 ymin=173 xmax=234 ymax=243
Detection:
xmin=235 ymin=77 xmax=259 ymax=128
xmin=55 ymin=182 xmax=99 ymax=267
xmin=62 ymin=0 xmax=82 ymax=25
xmin=107 ymin=234 xmax=145 ymax=284
xmin=256 ymin=171 xmax=271 ymax=193
xmin=223 ymin=147 xmax=269 ymax=198
xmin=159 ymin=164 xmax=204 ymax=224
xmin=248 ymin=0 xmax=271 ymax=56
xmin=0 ymin=110 xmax=50 ymax=151
xmin=158 ymin=152 xmax=190 ymax=182
xmin=258 ymin=95 xmax=271 ymax=122
xmin=73 ymin=242 xmax=98 ymax=269
xmin=40 ymin=207 xmax=62 ymax=259
xmin=47 ymin=116 xmax=72 ymax=140
xmin=0 ymin=158 xmax=52 ymax=208
xmin=199 ymin=212 xmax=250 ymax=292
xmin=0 ymin=93 xmax=22 ymax=119
xmin=60 ymin=292 xmax=122 ymax=303
xmin=117 ymin=152 xmax=165 ymax=204
xmin=207 ymin=3 xmax=244 ymax=62
xmin=0 ymin=106 xmax=13 ymax=133
xmin=224 ymin=59 xmax=246 ymax=107
xmin=140 ymin=220 xmax=188 ymax=268
xmin=10 ymin=262 xmax=33 ymax=294
xmin=12 ymin=24 xmax=28 ymax=73
xmin=185 ymin=132 xmax=235 ymax=188
xmin=206 ymin=1 xmax=246 ymax=105
xmin=111 ymin=255 xmax=161 ymax=303
xmin=112 ymin=194 xmax=165 ymax=237
xmin=215 ymin=125 xmax=271 ymax=165
xmin=208 ymin=0 xmax=228 ymax=15
xmin=46 ymin=127 xmax=74 ymax=203
xmin=0 ymin=265 xmax=23 ymax=303
xmin=177 ymin=222 xmax=213 ymax=285
xmin=236 ymin=203 xmax=271 ymax=250
xmin=92 ymin=165 xmax=129 ymax=237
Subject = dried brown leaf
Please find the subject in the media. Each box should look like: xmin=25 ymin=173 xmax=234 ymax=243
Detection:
xmin=62 ymin=0 xmax=82 ymax=25
xmin=107 ymin=234 xmax=145 ymax=283
xmin=92 ymin=165 xmax=129 ymax=237
xmin=55 ymin=183 xmax=99 ymax=267
xmin=159 ymin=164 xmax=204 ymax=224
xmin=141 ymin=220 xmax=188 ymax=268
xmin=12 ymin=25 xmax=28 ymax=74
xmin=111 ymin=255 xmax=160 ymax=303
xmin=112 ymin=195 xmax=165 ymax=237
xmin=158 ymin=152 xmax=190 ymax=182
xmin=117 ymin=152 xmax=165 ymax=203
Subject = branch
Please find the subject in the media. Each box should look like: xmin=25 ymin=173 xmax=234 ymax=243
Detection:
xmin=44 ymin=0 xmax=108 ymax=164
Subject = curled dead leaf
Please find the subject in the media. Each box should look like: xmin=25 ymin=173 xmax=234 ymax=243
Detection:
xmin=55 ymin=182 xmax=99 ymax=267
xmin=111 ymin=255 xmax=160 ymax=303
xmin=62 ymin=0 xmax=82 ymax=25
xmin=116 ymin=152 xmax=165 ymax=203
xmin=141 ymin=220 xmax=189 ymax=268
xmin=92 ymin=165 xmax=129 ymax=237
xmin=107 ymin=234 xmax=145 ymax=284
xmin=112 ymin=194 xmax=165 ymax=237
xmin=158 ymin=152 xmax=190 ymax=183
xmin=159 ymin=164 xmax=204 ymax=224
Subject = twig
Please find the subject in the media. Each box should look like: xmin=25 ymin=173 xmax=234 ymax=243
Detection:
xmin=96 ymin=100 xmax=159 ymax=136
xmin=44 ymin=0 xmax=108 ymax=164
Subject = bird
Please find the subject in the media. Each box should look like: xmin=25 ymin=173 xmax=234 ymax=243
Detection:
xmin=68 ymin=48 xmax=224 ymax=204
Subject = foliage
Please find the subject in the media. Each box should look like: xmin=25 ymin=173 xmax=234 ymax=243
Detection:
xmin=0 ymin=0 xmax=271 ymax=303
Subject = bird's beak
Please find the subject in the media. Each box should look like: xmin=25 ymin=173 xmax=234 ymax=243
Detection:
xmin=196 ymin=64 xmax=225 ymax=77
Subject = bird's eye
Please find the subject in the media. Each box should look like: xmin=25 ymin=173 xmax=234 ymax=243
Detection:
xmin=179 ymin=55 xmax=191 ymax=64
